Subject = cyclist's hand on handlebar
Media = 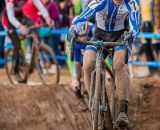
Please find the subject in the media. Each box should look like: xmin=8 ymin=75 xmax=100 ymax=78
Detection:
xmin=65 ymin=32 xmax=74 ymax=54
xmin=66 ymin=30 xmax=76 ymax=46
xmin=124 ymin=31 xmax=133 ymax=44
xmin=65 ymin=26 xmax=76 ymax=55
xmin=66 ymin=23 xmax=81 ymax=44
xmin=19 ymin=24 xmax=28 ymax=35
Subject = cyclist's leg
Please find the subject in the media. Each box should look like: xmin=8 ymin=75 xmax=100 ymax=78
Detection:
xmin=71 ymin=62 xmax=81 ymax=91
xmin=7 ymin=22 xmax=21 ymax=74
xmin=113 ymin=44 xmax=132 ymax=127
xmin=83 ymin=27 xmax=105 ymax=93
xmin=83 ymin=47 xmax=96 ymax=93
xmin=71 ymin=44 xmax=86 ymax=91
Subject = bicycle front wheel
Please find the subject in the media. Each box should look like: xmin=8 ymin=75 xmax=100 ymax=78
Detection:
xmin=91 ymin=54 xmax=102 ymax=130
xmin=36 ymin=44 xmax=59 ymax=84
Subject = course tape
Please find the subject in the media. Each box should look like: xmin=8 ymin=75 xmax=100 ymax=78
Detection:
xmin=0 ymin=55 xmax=68 ymax=63
xmin=129 ymin=60 xmax=160 ymax=68
xmin=0 ymin=29 xmax=160 ymax=39
xmin=0 ymin=29 xmax=160 ymax=67
xmin=0 ymin=28 xmax=69 ymax=37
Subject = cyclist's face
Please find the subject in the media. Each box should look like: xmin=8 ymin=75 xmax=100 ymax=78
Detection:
xmin=113 ymin=0 xmax=123 ymax=5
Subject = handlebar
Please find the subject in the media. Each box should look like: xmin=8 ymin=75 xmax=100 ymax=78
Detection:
xmin=74 ymin=40 xmax=128 ymax=47
xmin=70 ymin=38 xmax=129 ymax=63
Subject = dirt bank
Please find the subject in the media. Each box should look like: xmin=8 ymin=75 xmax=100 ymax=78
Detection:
xmin=0 ymin=69 xmax=159 ymax=130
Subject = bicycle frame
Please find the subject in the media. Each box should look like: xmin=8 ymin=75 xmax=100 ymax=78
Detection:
xmin=24 ymin=29 xmax=60 ymax=84
xmin=70 ymin=38 xmax=128 ymax=130
xmin=22 ymin=32 xmax=40 ymax=82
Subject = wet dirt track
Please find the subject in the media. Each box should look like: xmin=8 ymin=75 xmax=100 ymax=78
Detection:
xmin=0 ymin=68 xmax=159 ymax=130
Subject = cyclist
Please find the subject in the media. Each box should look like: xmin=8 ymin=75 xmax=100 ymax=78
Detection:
xmin=69 ymin=19 xmax=94 ymax=95
xmin=67 ymin=0 xmax=140 ymax=128
xmin=2 ymin=0 xmax=53 ymax=81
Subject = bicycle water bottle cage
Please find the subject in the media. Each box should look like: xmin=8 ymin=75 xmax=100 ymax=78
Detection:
xmin=96 ymin=40 xmax=103 ymax=46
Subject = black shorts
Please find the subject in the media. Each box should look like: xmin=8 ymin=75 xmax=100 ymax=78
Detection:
xmin=85 ymin=27 xmax=132 ymax=56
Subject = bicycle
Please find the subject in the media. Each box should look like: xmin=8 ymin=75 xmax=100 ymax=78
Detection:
xmin=5 ymin=25 xmax=60 ymax=84
xmin=70 ymin=38 xmax=128 ymax=130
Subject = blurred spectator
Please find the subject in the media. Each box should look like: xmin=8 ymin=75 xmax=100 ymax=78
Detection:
xmin=140 ymin=0 xmax=156 ymax=73
xmin=73 ymin=0 xmax=90 ymax=16
xmin=41 ymin=0 xmax=60 ymax=29
xmin=74 ymin=0 xmax=82 ymax=16
xmin=154 ymin=0 xmax=160 ymax=33
xmin=0 ymin=0 xmax=5 ymax=67
xmin=154 ymin=0 xmax=160 ymax=59
xmin=40 ymin=0 xmax=62 ymax=56
xmin=58 ymin=0 xmax=74 ymax=27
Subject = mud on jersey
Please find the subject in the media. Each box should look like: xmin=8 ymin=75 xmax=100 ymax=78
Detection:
xmin=72 ymin=0 xmax=140 ymax=38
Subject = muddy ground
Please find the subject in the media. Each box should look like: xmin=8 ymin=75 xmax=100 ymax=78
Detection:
xmin=0 ymin=68 xmax=159 ymax=130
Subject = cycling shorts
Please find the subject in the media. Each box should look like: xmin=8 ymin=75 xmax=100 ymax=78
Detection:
xmin=85 ymin=27 xmax=132 ymax=58
xmin=74 ymin=43 xmax=86 ymax=62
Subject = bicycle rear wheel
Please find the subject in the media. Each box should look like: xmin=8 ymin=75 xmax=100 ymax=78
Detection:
xmin=5 ymin=47 xmax=27 ymax=84
xmin=36 ymin=44 xmax=59 ymax=84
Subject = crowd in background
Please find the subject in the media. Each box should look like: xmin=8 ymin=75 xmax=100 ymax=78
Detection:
xmin=138 ymin=0 xmax=160 ymax=74
xmin=0 ymin=0 xmax=160 ymax=70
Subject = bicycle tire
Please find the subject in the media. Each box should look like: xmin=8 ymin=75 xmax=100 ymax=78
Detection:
xmin=92 ymin=54 xmax=102 ymax=130
xmin=91 ymin=57 xmax=114 ymax=130
xmin=101 ymin=72 xmax=114 ymax=130
xmin=5 ymin=47 xmax=27 ymax=84
xmin=36 ymin=43 xmax=60 ymax=84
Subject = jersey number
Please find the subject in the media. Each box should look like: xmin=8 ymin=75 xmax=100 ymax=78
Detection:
xmin=129 ymin=1 xmax=139 ymax=11
xmin=130 ymin=1 xmax=136 ymax=10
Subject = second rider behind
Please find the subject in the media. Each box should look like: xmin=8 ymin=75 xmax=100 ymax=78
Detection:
xmin=2 ymin=0 xmax=53 ymax=81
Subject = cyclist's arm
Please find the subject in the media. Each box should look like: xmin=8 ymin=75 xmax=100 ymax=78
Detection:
xmin=33 ymin=0 xmax=49 ymax=19
xmin=6 ymin=1 xmax=21 ymax=28
xmin=126 ymin=0 xmax=140 ymax=39
xmin=72 ymin=0 xmax=107 ymax=25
